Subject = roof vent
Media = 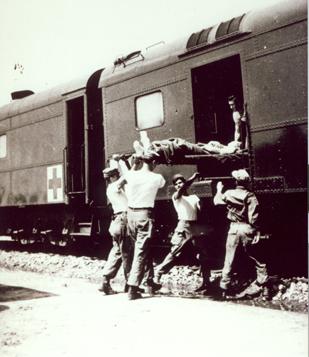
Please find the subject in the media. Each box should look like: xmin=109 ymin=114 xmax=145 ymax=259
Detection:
xmin=215 ymin=14 xmax=245 ymax=40
xmin=186 ymin=13 xmax=247 ymax=51
xmin=11 ymin=90 xmax=34 ymax=100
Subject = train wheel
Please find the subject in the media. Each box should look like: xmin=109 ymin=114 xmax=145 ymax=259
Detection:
xmin=19 ymin=238 xmax=27 ymax=245
xmin=45 ymin=220 xmax=68 ymax=247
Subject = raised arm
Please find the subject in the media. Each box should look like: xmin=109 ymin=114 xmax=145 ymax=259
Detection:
xmin=115 ymin=176 xmax=127 ymax=191
xmin=213 ymin=181 xmax=226 ymax=205
xmin=174 ymin=172 xmax=201 ymax=199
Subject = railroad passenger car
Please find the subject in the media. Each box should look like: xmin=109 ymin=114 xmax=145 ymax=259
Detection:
xmin=0 ymin=70 xmax=109 ymax=246
xmin=0 ymin=0 xmax=306 ymax=275
xmin=100 ymin=0 xmax=307 ymax=274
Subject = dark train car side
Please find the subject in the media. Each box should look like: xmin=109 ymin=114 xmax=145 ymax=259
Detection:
xmin=0 ymin=0 xmax=306 ymax=277
xmin=99 ymin=0 xmax=307 ymax=276
xmin=0 ymin=71 xmax=110 ymax=246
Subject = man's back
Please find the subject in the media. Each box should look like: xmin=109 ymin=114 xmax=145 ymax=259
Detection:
xmin=125 ymin=170 xmax=165 ymax=208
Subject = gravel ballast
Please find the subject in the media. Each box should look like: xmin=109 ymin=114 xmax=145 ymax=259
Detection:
xmin=0 ymin=249 xmax=307 ymax=313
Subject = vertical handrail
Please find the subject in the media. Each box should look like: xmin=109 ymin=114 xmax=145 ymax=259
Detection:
xmin=81 ymin=143 xmax=85 ymax=191
xmin=63 ymin=146 xmax=68 ymax=194
xmin=83 ymin=95 xmax=89 ymax=204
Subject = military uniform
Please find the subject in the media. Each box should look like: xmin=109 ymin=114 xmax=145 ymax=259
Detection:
xmin=214 ymin=169 xmax=268 ymax=292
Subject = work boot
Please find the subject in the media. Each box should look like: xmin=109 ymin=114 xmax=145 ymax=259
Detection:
xmin=128 ymin=286 xmax=142 ymax=300
xmin=98 ymin=276 xmax=118 ymax=295
xmin=193 ymin=284 xmax=208 ymax=293
xmin=124 ymin=283 xmax=145 ymax=293
xmin=236 ymin=281 xmax=262 ymax=299
xmin=146 ymin=280 xmax=162 ymax=295
xmin=98 ymin=283 xmax=118 ymax=295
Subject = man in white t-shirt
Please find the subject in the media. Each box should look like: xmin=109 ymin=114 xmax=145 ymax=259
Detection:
xmin=99 ymin=167 xmax=136 ymax=295
xmin=155 ymin=172 xmax=211 ymax=292
xmin=123 ymin=155 xmax=166 ymax=300
xmin=228 ymin=95 xmax=248 ymax=149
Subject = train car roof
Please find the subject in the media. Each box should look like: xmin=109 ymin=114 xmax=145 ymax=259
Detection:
xmin=0 ymin=74 xmax=90 ymax=120
xmin=0 ymin=0 xmax=306 ymax=118
xmin=98 ymin=0 xmax=307 ymax=87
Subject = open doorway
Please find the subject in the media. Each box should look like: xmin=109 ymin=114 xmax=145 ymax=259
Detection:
xmin=191 ymin=55 xmax=244 ymax=146
xmin=66 ymin=97 xmax=85 ymax=194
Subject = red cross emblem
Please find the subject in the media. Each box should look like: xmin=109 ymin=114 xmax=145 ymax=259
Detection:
xmin=47 ymin=165 xmax=63 ymax=202
xmin=48 ymin=168 xmax=62 ymax=199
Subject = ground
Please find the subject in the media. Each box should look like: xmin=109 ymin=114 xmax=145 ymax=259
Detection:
xmin=0 ymin=268 xmax=308 ymax=357
xmin=0 ymin=239 xmax=308 ymax=357
xmin=0 ymin=246 xmax=307 ymax=313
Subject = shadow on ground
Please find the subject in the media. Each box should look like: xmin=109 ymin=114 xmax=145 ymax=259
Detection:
xmin=0 ymin=305 xmax=10 ymax=312
xmin=155 ymin=290 xmax=308 ymax=314
xmin=0 ymin=284 xmax=57 ymax=303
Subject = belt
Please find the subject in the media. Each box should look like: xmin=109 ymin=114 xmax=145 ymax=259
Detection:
xmin=128 ymin=207 xmax=153 ymax=211
xmin=112 ymin=211 xmax=125 ymax=219
xmin=230 ymin=221 xmax=250 ymax=225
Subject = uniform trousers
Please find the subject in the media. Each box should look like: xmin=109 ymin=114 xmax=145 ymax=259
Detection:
xmin=127 ymin=207 xmax=154 ymax=287
xmin=220 ymin=222 xmax=268 ymax=290
xmin=102 ymin=212 xmax=133 ymax=281
xmin=157 ymin=220 xmax=210 ymax=283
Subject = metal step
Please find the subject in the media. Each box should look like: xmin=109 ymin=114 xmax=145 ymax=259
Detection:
xmin=70 ymin=232 xmax=91 ymax=237
xmin=78 ymin=222 xmax=91 ymax=234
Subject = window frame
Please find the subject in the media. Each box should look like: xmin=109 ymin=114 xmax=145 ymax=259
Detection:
xmin=0 ymin=134 xmax=7 ymax=158
xmin=135 ymin=91 xmax=164 ymax=131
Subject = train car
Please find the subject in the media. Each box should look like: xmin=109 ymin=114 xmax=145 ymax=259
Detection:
xmin=0 ymin=0 xmax=306 ymax=276
xmin=99 ymin=0 xmax=307 ymax=275
xmin=0 ymin=70 xmax=110 ymax=246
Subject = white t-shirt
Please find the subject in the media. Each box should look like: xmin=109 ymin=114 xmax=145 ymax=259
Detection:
xmin=125 ymin=170 xmax=165 ymax=208
xmin=106 ymin=182 xmax=128 ymax=214
xmin=233 ymin=111 xmax=241 ymax=122
xmin=172 ymin=193 xmax=200 ymax=221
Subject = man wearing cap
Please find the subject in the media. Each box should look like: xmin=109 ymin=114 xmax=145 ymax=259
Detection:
xmin=214 ymin=169 xmax=268 ymax=298
xmin=155 ymin=172 xmax=211 ymax=292
xmin=98 ymin=167 xmax=135 ymax=295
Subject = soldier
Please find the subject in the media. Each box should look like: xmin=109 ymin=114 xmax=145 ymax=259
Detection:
xmin=99 ymin=168 xmax=140 ymax=295
xmin=214 ymin=169 xmax=268 ymax=299
xmin=155 ymin=172 xmax=211 ymax=293
xmin=122 ymin=154 xmax=166 ymax=300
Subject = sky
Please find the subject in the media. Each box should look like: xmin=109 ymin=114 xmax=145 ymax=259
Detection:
xmin=0 ymin=0 xmax=285 ymax=107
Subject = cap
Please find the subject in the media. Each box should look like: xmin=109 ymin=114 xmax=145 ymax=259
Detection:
xmin=172 ymin=174 xmax=186 ymax=185
xmin=103 ymin=167 xmax=119 ymax=179
xmin=231 ymin=169 xmax=250 ymax=182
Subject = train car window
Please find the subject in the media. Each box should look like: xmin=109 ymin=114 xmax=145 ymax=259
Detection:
xmin=135 ymin=91 xmax=164 ymax=130
xmin=0 ymin=134 xmax=7 ymax=158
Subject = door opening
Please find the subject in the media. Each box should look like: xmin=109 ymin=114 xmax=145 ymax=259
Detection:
xmin=192 ymin=55 xmax=244 ymax=146
xmin=66 ymin=97 xmax=85 ymax=194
